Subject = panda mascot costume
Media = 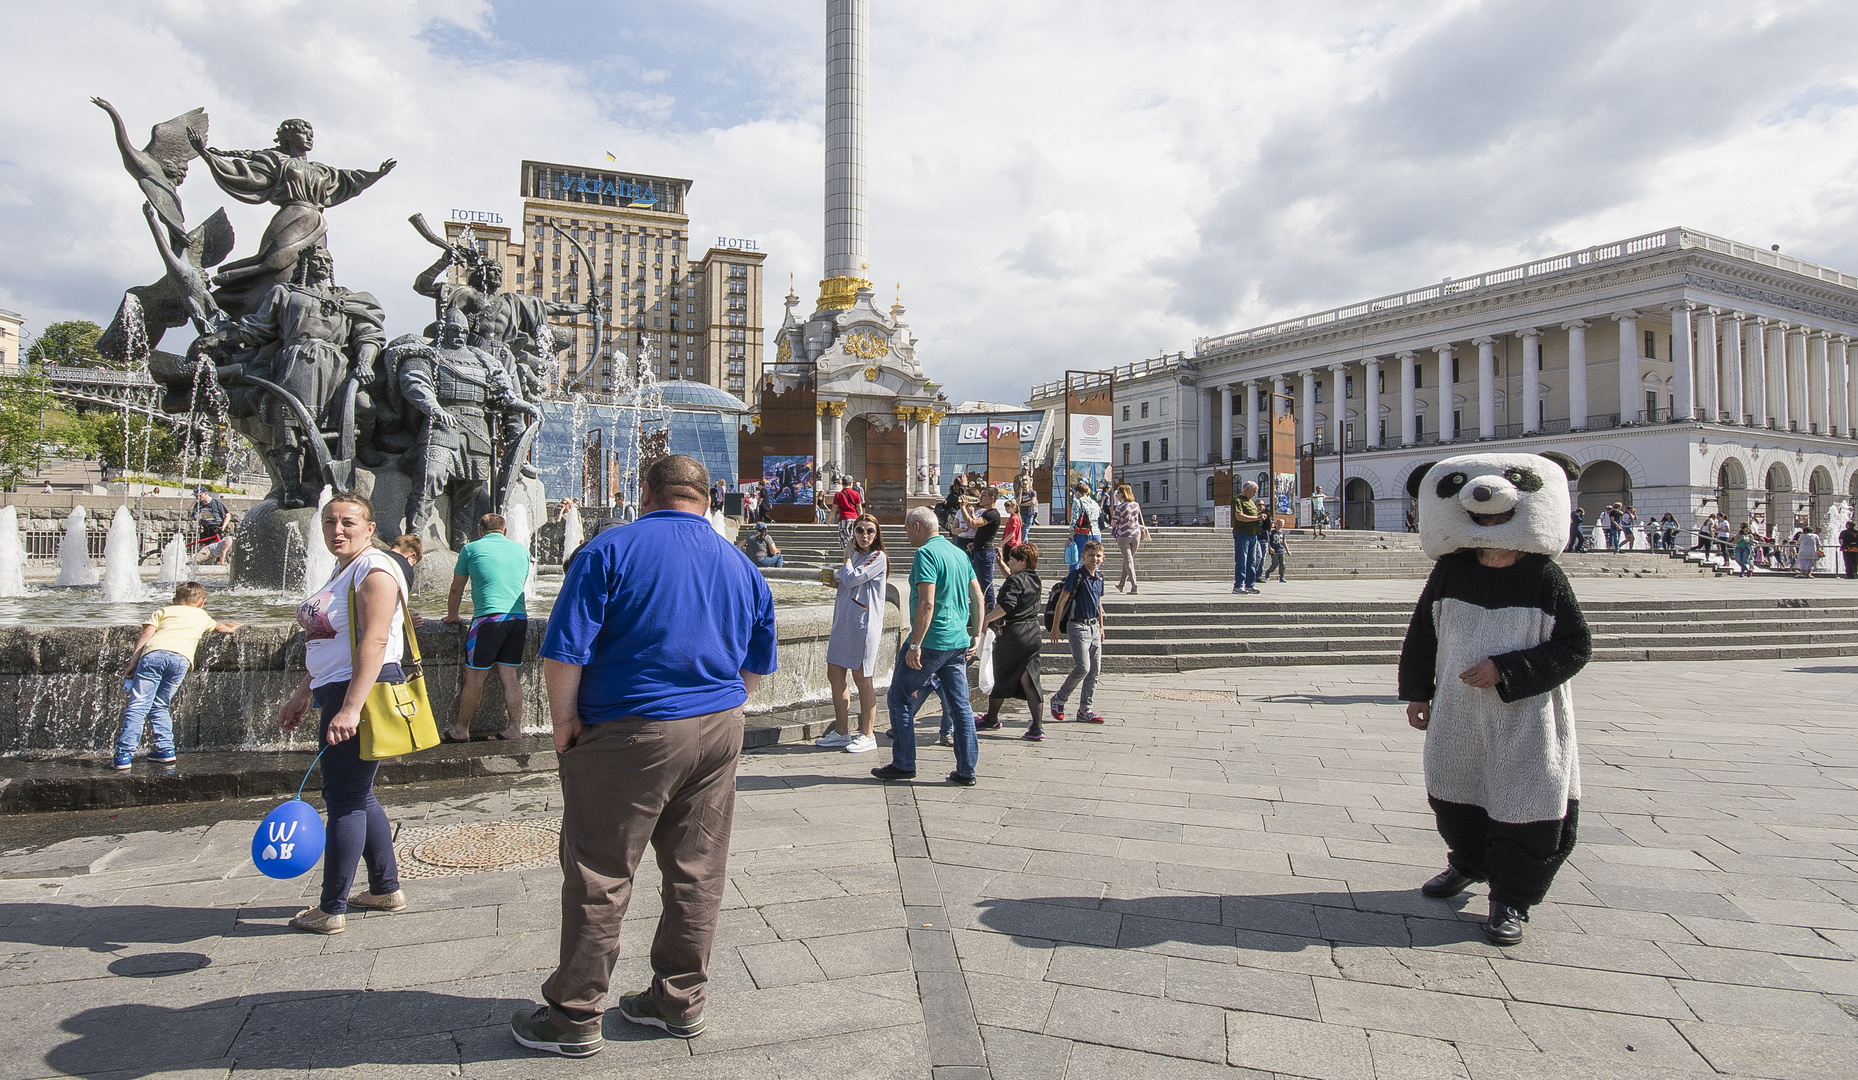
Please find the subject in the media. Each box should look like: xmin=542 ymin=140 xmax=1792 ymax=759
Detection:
xmin=1397 ymin=451 xmax=1592 ymax=945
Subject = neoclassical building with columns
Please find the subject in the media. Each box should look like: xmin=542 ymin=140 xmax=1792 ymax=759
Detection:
xmin=1162 ymin=227 xmax=1858 ymax=532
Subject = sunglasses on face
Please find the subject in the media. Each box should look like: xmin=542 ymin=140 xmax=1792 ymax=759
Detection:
xmin=854 ymin=527 xmax=876 ymax=535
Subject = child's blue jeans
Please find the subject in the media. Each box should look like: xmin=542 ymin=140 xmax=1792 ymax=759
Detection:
xmin=116 ymin=650 xmax=190 ymax=757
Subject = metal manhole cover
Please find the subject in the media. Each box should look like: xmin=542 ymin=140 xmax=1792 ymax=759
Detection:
xmin=395 ymin=820 xmax=560 ymax=879
xmin=1147 ymin=689 xmax=1239 ymax=703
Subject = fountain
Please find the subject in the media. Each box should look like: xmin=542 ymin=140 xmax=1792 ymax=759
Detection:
xmin=560 ymin=501 xmax=584 ymax=561
xmin=100 ymin=506 xmax=147 ymax=603
xmin=299 ymin=486 xmax=336 ymax=595
xmin=505 ymin=502 xmax=537 ymax=607
xmin=156 ymin=534 xmax=186 ymax=585
xmin=0 ymin=506 xmax=27 ymax=597
xmin=55 ymin=506 xmax=98 ymax=587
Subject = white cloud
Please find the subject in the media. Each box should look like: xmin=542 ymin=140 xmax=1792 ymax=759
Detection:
xmin=2 ymin=0 xmax=1857 ymax=407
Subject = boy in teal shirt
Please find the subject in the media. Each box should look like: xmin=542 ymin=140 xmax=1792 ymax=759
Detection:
xmin=444 ymin=512 xmax=532 ymax=741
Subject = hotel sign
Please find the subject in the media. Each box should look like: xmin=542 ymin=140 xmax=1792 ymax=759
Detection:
xmin=449 ymin=209 xmax=504 ymax=224
xmin=717 ymin=237 xmax=760 ymax=251
xmin=555 ymin=174 xmax=659 ymax=205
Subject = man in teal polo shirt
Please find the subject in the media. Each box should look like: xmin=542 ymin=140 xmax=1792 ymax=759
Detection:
xmin=873 ymin=507 xmax=985 ymax=786
xmin=443 ymin=512 xmax=532 ymax=742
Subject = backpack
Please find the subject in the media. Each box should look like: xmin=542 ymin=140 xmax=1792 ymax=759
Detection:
xmin=1044 ymin=569 xmax=1083 ymax=634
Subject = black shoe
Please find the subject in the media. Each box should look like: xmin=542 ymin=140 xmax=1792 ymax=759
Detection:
xmin=871 ymin=764 xmax=917 ymax=781
xmin=947 ymin=771 xmax=976 ymax=787
xmin=975 ymin=717 xmax=1002 ymax=731
xmin=1420 ymin=866 xmax=1484 ymax=898
xmin=1485 ymin=902 xmax=1527 ymax=946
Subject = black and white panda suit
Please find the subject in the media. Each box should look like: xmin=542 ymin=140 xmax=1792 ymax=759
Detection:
xmin=1397 ymin=452 xmax=1592 ymax=920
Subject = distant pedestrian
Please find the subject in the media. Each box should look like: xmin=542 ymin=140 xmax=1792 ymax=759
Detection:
xmin=741 ymin=521 xmax=783 ymax=567
xmin=1405 ymin=506 xmax=1418 ymax=533
xmin=1311 ymin=486 xmax=1328 ymax=537
xmin=1110 ymin=484 xmax=1147 ymax=594
xmin=386 ymin=533 xmax=423 ymax=583
xmin=958 ymin=486 xmax=1004 ymax=611
xmin=1049 ymin=539 xmax=1107 ymax=725
xmin=1018 ymin=476 xmax=1037 ymax=528
xmin=113 ymin=581 xmax=240 ymax=769
xmin=1231 ymin=480 xmax=1265 ymax=593
xmin=818 ymin=514 xmax=887 ymax=755
xmin=279 ymin=492 xmax=413 ymax=934
xmin=1000 ymin=491 xmax=1025 ymax=551
xmin=1840 ymin=520 xmax=1858 ymax=579
xmin=1567 ymin=507 xmax=1588 ymax=553
xmin=443 ymin=514 xmax=531 ymax=743
xmin=511 ymin=455 xmax=775 ymax=1057
xmin=41 ymin=480 xmax=53 ymax=494
xmin=976 ymin=542 xmax=1045 ymax=739
xmin=1795 ymin=525 xmax=1822 ymax=578
xmin=1265 ymin=522 xmax=1290 ymax=583
xmin=1732 ymin=523 xmax=1755 ymax=576
xmin=872 ymin=507 xmax=983 ymax=786
xmin=833 ymin=478 xmax=863 ymax=546
xmin=1066 ymin=480 xmax=1101 ymax=570
xmin=1620 ymin=507 xmax=1639 ymax=550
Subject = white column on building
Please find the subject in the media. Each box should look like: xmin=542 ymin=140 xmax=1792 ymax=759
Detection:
xmin=1519 ymin=329 xmax=1541 ymax=434
xmin=1364 ymin=358 xmax=1382 ymax=447
xmin=927 ymin=412 xmax=942 ymax=491
xmin=1245 ymin=381 xmax=1262 ymax=460
xmin=830 ymin=406 xmax=846 ymax=474
xmin=1809 ymin=330 xmax=1831 ymax=435
xmin=1398 ymin=351 xmax=1417 ymax=445
xmin=1843 ymin=334 xmax=1858 ymax=440
xmin=1669 ymin=301 xmax=1694 ymax=421
xmin=916 ymin=415 xmax=932 ymax=495
xmin=1765 ymin=320 xmax=1788 ymax=428
xmin=1720 ymin=312 xmax=1743 ymax=423
xmin=1474 ymin=336 xmax=1497 ymax=439
xmin=1298 ymin=369 xmax=1316 ymax=448
xmin=1198 ymin=388 xmax=1214 ymax=465
xmin=1330 ymin=363 xmax=1349 ymax=449
xmin=1695 ymin=307 xmax=1719 ymax=421
xmin=1219 ymin=383 xmax=1234 ymax=462
xmin=1788 ymin=326 xmax=1811 ymax=432
xmin=1614 ymin=311 xmax=1641 ymax=422
xmin=1563 ymin=321 xmax=1589 ymax=430
xmin=1745 ymin=317 xmax=1768 ymax=426
xmin=1433 ymin=343 xmax=1455 ymax=442
xmin=1834 ymin=336 xmax=1852 ymax=438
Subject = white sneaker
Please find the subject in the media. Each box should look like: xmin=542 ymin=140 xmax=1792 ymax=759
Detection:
xmin=844 ymin=734 xmax=877 ymax=753
xmin=815 ymin=730 xmax=853 ymax=748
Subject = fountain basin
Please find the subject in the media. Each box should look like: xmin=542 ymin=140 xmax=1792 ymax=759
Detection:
xmin=0 ymin=586 xmax=901 ymax=757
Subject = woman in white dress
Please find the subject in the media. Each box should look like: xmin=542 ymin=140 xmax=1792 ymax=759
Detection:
xmin=818 ymin=513 xmax=888 ymax=753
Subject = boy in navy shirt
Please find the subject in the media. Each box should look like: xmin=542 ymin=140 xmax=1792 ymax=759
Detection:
xmin=1049 ymin=539 xmax=1108 ymax=724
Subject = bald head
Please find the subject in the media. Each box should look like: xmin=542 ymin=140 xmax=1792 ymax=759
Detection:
xmin=905 ymin=506 xmax=938 ymax=543
xmin=640 ymin=455 xmax=711 ymax=513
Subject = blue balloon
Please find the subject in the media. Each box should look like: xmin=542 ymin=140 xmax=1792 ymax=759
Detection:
xmin=251 ymin=799 xmax=326 ymax=879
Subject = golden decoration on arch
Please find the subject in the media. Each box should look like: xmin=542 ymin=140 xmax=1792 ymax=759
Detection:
xmin=844 ymin=330 xmax=890 ymax=360
xmin=775 ymin=338 xmax=792 ymax=363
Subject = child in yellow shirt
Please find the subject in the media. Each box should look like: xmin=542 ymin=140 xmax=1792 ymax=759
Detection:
xmin=113 ymin=581 xmax=239 ymax=769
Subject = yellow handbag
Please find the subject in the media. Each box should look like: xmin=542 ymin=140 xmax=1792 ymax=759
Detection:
xmin=347 ymin=580 xmax=441 ymax=761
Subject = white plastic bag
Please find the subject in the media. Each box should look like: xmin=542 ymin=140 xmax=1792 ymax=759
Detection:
xmin=975 ymin=628 xmax=996 ymax=695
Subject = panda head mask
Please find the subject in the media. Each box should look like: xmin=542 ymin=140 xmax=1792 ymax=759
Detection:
xmin=1405 ymin=451 xmax=1582 ymax=560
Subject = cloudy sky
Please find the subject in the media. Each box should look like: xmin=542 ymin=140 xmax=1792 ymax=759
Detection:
xmin=4 ymin=0 xmax=1857 ymax=403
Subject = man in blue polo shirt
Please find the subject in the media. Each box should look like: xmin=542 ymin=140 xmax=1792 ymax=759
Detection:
xmin=511 ymin=455 xmax=776 ymax=1059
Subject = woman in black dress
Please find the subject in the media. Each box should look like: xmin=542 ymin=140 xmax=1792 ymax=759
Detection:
xmin=976 ymin=542 xmax=1046 ymax=740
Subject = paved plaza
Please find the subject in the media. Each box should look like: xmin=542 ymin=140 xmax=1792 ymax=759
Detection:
xmin=2 ymin=651 xmax=1857 ymax=1079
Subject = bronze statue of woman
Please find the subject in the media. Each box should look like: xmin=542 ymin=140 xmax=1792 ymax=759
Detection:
xmin=189 ymin=119 xmax=394 ymax=316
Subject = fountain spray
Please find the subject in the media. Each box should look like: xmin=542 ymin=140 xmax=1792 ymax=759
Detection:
xmin=0 ymin=507 xmax=28 ymax=597
xmin=56 ymin=506 xmax=98 ymax=587
xmin=100 ymin=505 xmax=146 ymax=603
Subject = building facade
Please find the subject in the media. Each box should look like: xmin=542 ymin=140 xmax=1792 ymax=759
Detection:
xmin=0 ymin=308 xmax=23 ymax=369
xmin=1036 ymin=228 xmax=1858 ymax=534
xmin=691 ymin=245 xmax=767 ymax=401
xmin=1025 ymin=356 xmax=1203 ymax=522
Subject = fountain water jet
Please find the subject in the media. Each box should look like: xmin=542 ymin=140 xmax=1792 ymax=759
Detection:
xmin=560 ymin=501 xmax=584 ymax=562
xmin=299 ymin=486 xmax=336 ymax=594
xmin=56 ymin=506 xmax=98 ymax=587
xmin=505 ymin=502 xmax=536 ymax=607
xmin=100 ymin=505 xmax=146 ymax=603
xmin=157 ymin=533 xmax=187 ymax=584
xmin=0 ymin=507 xmax=28 ymax=597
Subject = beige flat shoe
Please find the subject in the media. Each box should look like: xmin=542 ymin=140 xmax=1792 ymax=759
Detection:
xmin=290 ymin=907 xmax=346 ymax=934
xmin=348 ymin=889 xmax=406 ymax=913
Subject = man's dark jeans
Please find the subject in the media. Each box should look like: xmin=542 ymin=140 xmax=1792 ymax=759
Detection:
xmin=886 ymin=643 xmax=977 ymax=778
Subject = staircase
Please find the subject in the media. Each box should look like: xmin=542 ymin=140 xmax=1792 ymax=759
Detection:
xmin=1096 ymin=595 xmax=1858 ymax=673
xmin=755 ymin=524 xmax=1711 ymax=581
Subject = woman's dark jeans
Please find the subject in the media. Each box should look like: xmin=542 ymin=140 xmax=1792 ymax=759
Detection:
xmin=312 ymin=663 xmax=403 ymax=915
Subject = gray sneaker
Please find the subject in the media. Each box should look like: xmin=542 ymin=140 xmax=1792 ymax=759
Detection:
xmin=617 ymin=990 xmax=705 ymax=1039
xmin=510 ymin=1005 xmax=603 ymax=1057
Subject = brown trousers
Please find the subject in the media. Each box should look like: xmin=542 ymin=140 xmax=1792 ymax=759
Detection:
xmin=542 ymin=706 xmax=743 ymax=1034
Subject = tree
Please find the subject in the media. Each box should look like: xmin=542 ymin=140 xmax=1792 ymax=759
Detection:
xmin=73 ymin=409 xmax=223 ymax=480
xmin=25 ymin=320 xmax=106 ymax=368
xmin=0 ymin=364 xmax=53 ymax=490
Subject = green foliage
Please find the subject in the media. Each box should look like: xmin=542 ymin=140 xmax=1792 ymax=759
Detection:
xmin=0 ymin=364 xmax=53 ymax=490
xmin=76 ymin=410 xmax=225 ymax=479
xmin=24 ymin=320 xmax=107 ymax=368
